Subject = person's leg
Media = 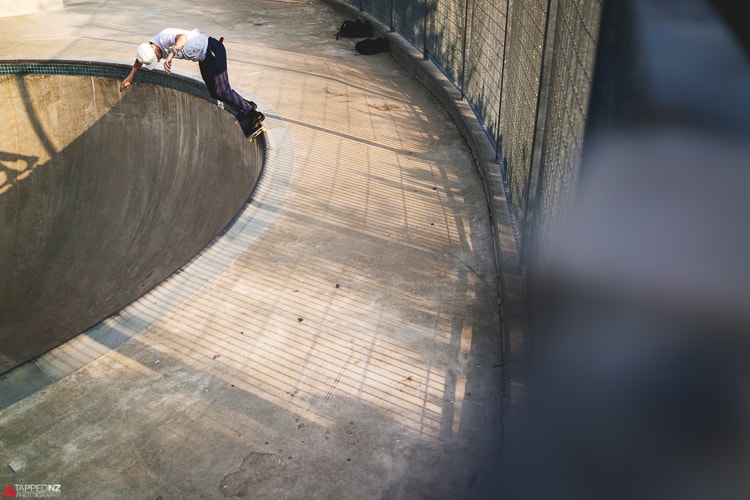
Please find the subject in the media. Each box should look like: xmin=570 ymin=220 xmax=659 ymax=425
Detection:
xmin=199 ymin=55 xmax=218 ymax=100
xmin=199 ymin=37 xmax=257 ymax=116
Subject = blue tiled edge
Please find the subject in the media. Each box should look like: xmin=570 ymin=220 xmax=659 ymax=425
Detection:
xmin=0 ymin=59 xmax=215 ymax=103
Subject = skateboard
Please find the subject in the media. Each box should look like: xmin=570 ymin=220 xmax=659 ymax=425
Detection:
xmin=237 ymin=109 xmax=266 ymax=143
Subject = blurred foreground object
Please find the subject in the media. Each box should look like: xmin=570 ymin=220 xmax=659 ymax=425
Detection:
xmin=500 ymin=0 xmax=750 ymax=498
xmin=504 ymin=132 xmax=750 ymax=500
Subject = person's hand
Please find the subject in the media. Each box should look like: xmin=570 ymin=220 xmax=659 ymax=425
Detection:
xmin=164 ymin=53 xmax=174 ymax=74
xmin=119 ymin=78 xmax=132 ymax=92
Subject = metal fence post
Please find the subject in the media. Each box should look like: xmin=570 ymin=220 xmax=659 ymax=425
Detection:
xmin=496 ymin=0 xmax=512 ymax=162
xmin=423 ymin=0 xmax=429 ymax=59
xmin=460 ymin=0 xmax=470 ymax=97
xmin=390 ymin=0 xmax=395 ymax=31
xmin=521 ymin=0 xmax=556 ymax=265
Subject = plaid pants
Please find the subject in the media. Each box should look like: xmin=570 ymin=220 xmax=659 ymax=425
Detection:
xmin=199 ymin=37 xmax=254 ymax=115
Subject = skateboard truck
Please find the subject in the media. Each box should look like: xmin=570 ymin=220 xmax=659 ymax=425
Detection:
xmin=246 ymin=126 xmax=266 ymax=143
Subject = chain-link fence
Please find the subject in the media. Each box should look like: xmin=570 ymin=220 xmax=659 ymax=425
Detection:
xmin=526 ymin=0 xmax=602 ymax=263
xmin=498 ymin=0 xmax=547 ymax=241
xmin=345 ymin=0 xmax=603 ymax=265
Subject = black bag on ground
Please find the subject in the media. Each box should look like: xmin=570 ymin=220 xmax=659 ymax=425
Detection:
xmin=336 ymin=16 xmax=374 ymax=40
xmin=355 ymin=37 xmax=390 ymax=55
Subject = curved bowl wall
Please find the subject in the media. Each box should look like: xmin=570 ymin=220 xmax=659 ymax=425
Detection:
xmin=0 ymin=62 xmax=263 ymax=374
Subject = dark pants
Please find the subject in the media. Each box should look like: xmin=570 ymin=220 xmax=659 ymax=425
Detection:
xmin=199 ymin=37 xmax=254 ymax=115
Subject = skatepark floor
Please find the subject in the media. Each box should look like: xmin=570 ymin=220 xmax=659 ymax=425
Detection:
xmin=0 ymin=0 xmax=504 ymax=498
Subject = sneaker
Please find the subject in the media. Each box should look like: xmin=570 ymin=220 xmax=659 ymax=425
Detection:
xmin=238 ymin=108 xmax=262 ymax=122
xmin=239 ymin=110 xmax=265 ymax=136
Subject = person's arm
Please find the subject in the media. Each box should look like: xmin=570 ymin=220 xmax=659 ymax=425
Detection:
xmin=119 ymin=60 xmax=143 ymax=91
xmin=163 ymin=34 xmax=188 ymax=75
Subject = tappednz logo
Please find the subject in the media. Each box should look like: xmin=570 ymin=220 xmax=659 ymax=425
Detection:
xmin=1 ymin=485 xmax=16 ymax=498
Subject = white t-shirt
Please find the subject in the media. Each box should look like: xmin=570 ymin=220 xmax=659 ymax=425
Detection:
xmin=150 ymin=28 xmax=208 ymax=62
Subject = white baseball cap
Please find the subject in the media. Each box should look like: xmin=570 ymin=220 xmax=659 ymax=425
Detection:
xmin=136 ymin=42 xmax=158 ymax=70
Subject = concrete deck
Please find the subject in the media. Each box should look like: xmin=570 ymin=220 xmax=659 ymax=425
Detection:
xmin=0 ymin=0 xmax=503 ymax=498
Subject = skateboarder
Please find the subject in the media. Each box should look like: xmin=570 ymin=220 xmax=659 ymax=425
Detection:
xmin=120 ymin=28 xmax=264 ymax=136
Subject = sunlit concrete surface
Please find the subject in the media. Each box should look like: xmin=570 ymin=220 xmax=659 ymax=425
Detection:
xmin=0 ymin=1 xmax=503 ymax=498
xmin=0 ymin=0 xmax=61 ymax=18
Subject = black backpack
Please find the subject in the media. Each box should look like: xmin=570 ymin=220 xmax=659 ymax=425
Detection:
xmin=355 ymin=37 xmax=390 ymax=55
xmin=336 ymin=16 xmax=374 ymax=40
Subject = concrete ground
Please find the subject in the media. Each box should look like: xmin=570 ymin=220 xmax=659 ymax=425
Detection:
xmin=0 ymin=0 xmax=503 ymax=498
